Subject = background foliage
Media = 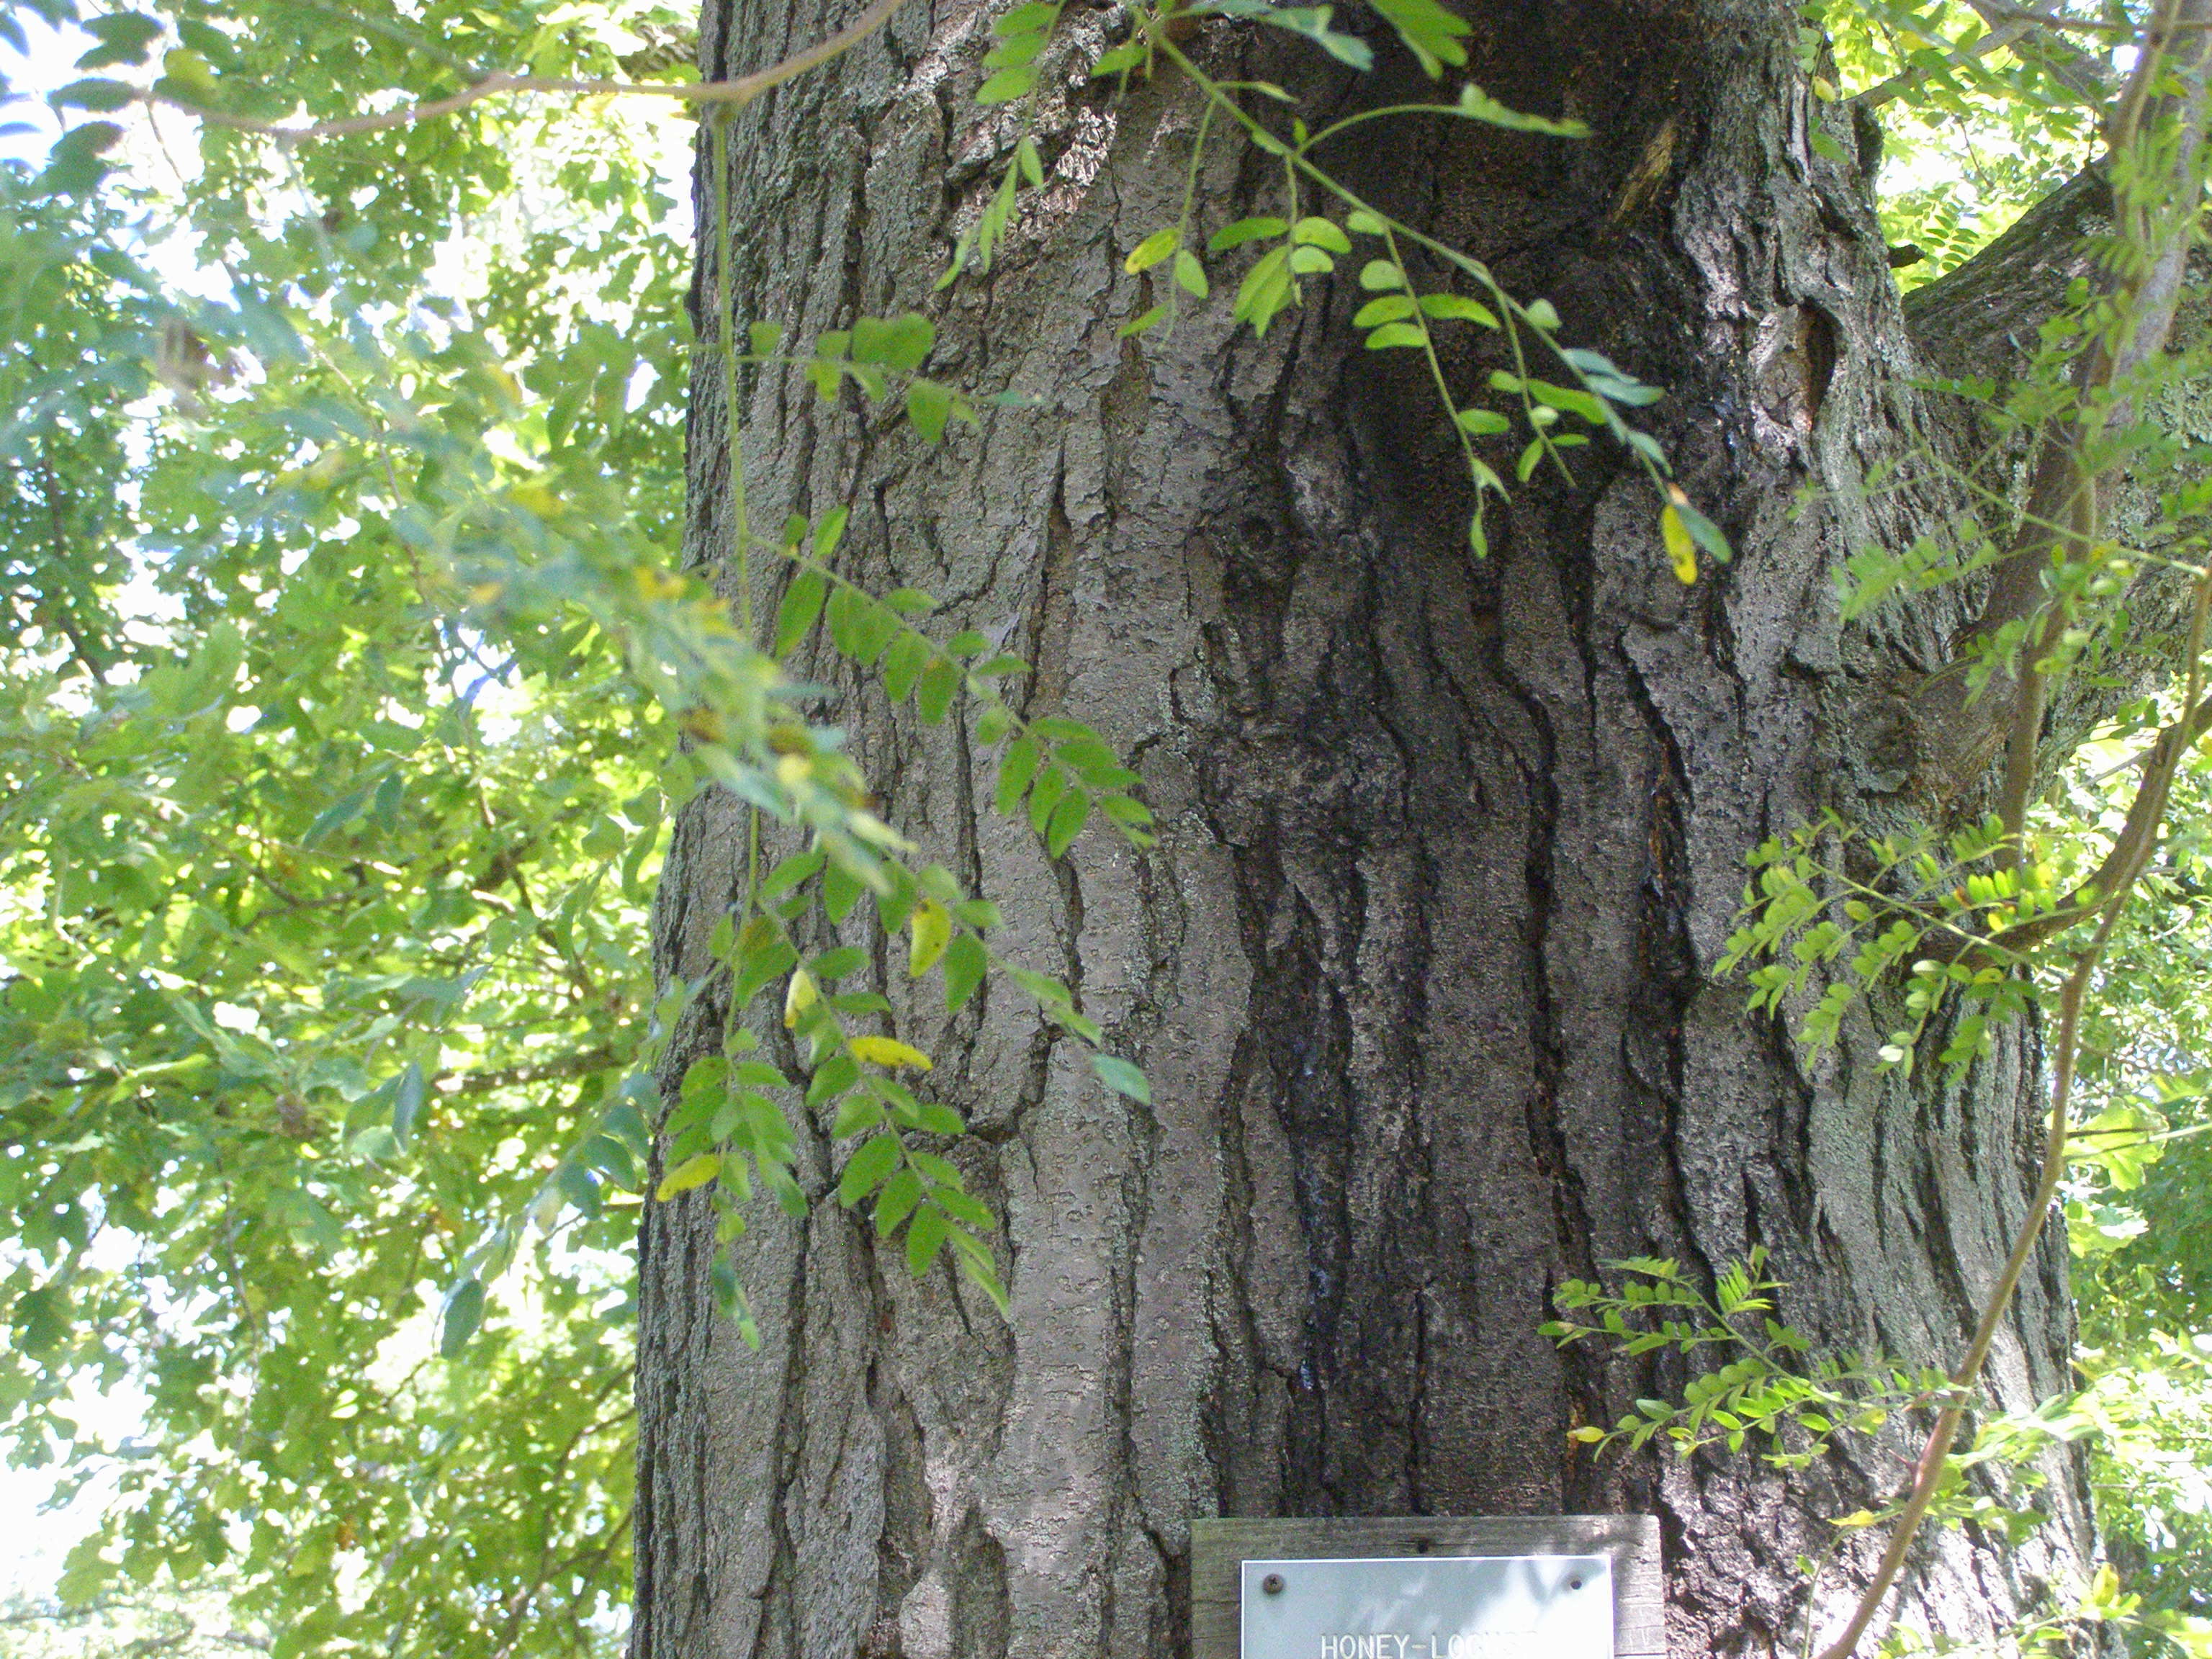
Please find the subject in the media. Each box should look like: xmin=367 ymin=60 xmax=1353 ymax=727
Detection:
xmin=1 ymin=0 xmax=693 ymax=1646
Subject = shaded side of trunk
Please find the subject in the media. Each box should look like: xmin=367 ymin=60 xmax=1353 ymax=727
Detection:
xmin=632 ymin=4 xmax=2090 ymax=1655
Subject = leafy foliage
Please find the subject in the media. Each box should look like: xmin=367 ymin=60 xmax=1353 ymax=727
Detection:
xmin=1 ymin=6 xmax=685 ymax=1640
xmin=1547 ymin=1253 xmax=2087 ymax=1523
xmin=1717 ymin=810 xmax=2074 ymax=1077
xmin=1549 ymin=1251 xmax=1955 ymax=1466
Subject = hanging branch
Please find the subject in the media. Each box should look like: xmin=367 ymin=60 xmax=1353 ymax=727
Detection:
xmin=144 ymin=0 xmax=912 ymax=145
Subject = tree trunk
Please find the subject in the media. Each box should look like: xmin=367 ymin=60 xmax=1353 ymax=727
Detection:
xmin=631 ymin=3 xmax=2095 ymax=1655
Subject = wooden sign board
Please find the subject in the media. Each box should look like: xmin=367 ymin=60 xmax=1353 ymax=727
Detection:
xmin=1190 ymin=1516 xmax=1663 ymax=1659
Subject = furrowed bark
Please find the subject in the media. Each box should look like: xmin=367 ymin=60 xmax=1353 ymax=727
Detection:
xmin=629 ymin=3 xmax=2144 ymax=1655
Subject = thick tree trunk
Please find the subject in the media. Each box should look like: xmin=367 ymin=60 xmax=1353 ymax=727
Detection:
xmin=632 ymin=2 xmax=2093 ymax=1655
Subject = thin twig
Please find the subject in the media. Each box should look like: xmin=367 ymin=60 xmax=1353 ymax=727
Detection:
xmin=1971 ymin=688 xmax=2212 ymax=957
xmin=432 ymin=1046 xmax=620 ymax=1100
xmin=145 ymin=0 xmax=910 ymax=145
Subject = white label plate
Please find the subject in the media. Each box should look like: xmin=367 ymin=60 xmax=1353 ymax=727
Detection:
xmin=1239 ymin=1554 xmax=1612 ymax=1659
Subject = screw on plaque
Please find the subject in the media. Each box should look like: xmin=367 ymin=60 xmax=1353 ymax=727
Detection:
xmin=1568 ymin=1578 xmax=1585 ymax=1591
xmin=1262 ymin=1573 xmax=1285 ymax=1596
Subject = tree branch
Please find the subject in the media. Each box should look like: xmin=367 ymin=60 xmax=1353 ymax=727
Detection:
xmin=431 ymin=1046 xmax=620 ymax=1100
xmin=1973 ymin=1 xmax=2212 ymax=32
xmin=1962 ymin=0 xmax=2112 ymax=107
xmin=145 ymin=0 xmax=911 ymax=145
xmin=1858 ymin=0 xmax=2118 ymax=114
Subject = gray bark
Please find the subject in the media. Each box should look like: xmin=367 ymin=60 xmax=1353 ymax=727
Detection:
xmin=631 ymin=3 xmax=2101 ymax=1655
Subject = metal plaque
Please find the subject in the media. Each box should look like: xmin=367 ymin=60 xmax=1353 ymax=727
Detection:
xmin=1239 ymin=1554 xmax=1613 ymax=1659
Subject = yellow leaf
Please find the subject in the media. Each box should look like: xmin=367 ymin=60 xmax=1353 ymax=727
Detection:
xmin=783 ymin=968 xmax=819 ymax=1030
xmin=1661 ymin=503 xmax=1697 ymax=585
xmin=655 ymin=1153 xmax=722 ymax=1201
xmin=848 ymin=811 xmax=912 ymax=850
xmin=909 ymin=899 xmax=952 ymax=979
xmin=510 ymin=482 xmax=562 ymax=518
xmin=1124 ymin=226 xmax=1181 ymax=274
xmin=1568 ymin=1425 xmax=1606 ymax=1443
xmin=1834 ymin=1509 xmax=1879 ymax=1529
xmin=850 ymin=1035 xmax=932 ymax=1071
xmin=163 ymin=48 xmax=219 ymax=96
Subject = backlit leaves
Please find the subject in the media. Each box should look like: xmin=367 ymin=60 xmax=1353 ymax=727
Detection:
xmin=977 ymin=0 xmax=1061 ymax=103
